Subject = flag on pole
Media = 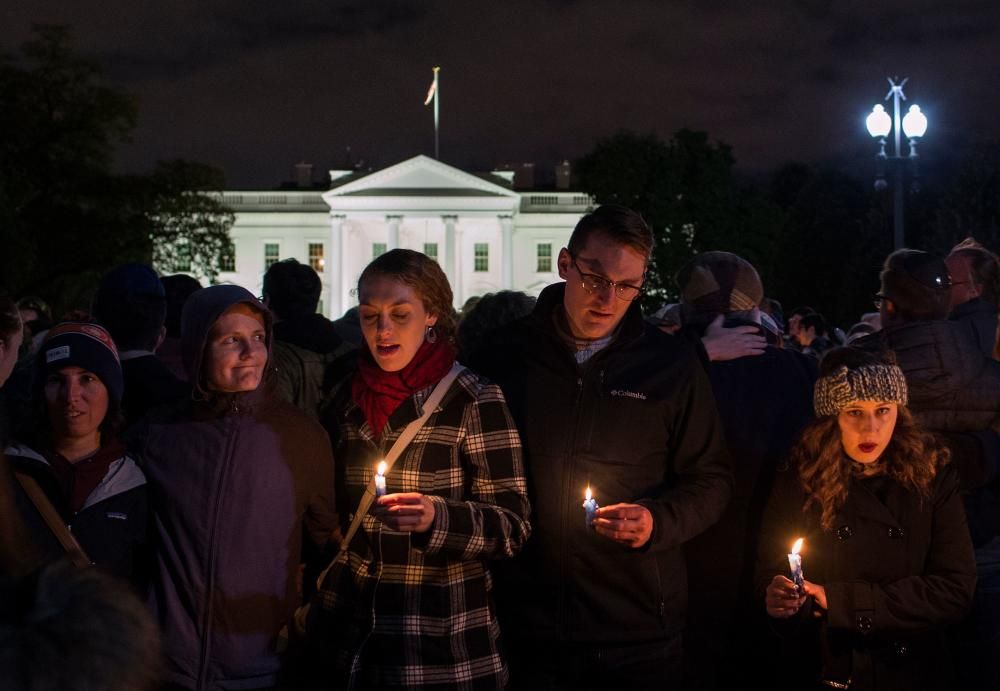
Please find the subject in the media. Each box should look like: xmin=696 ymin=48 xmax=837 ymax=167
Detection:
xmin=423 ymin=67 xmax=439 ymax=105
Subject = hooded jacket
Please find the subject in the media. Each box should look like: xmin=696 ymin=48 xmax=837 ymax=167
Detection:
xmin=132 ymin=285 xmax=337 ymax=691
xmin=471 ymin=282 xmax=732 ymax=644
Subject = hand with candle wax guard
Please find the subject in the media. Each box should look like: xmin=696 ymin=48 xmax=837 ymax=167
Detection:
xmin=766 ymin=575 xmax=827 ymax=618
xmin=592 ymin=503 xmax=653 ymax=548
xmin=371 ymin=492 xmax=436 ymax=533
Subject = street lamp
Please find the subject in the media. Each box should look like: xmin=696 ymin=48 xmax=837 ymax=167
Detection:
xmin=865 ymin=77 xmax=928 ymax=250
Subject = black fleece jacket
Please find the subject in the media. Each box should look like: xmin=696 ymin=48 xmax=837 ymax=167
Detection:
xmin=472 ymin=282 xmax=732 ymax=644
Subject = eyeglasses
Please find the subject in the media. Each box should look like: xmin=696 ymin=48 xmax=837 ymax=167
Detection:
xmin=571 ymin=256 xmax=644 ymax=302
xmin=873 ymin=293 xmax=890 ymax=310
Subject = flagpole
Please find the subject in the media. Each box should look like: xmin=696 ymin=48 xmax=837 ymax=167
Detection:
xmin=433 ymin=66 xmax=440 ymax=160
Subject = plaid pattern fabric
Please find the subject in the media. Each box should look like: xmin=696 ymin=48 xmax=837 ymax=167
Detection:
xmin=309 ymin=369 xmax=531 ymax=690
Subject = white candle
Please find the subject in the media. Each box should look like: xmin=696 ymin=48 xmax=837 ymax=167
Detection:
xmin=375 ymin=460 xmax=387 ymax=498
xmin=787 ymin=537 xmax=804 ymax=595
xmin=582 ymin=486 xmax=599 ymax=528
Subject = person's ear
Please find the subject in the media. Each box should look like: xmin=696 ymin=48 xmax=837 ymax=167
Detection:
xmin=155 ymin=326 xmax=166 ymax=352
xmin=557 ymin=248 xmax=572 ymax=280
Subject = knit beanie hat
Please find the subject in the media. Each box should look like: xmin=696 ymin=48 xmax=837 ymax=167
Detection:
xmin=39 ymin=322 xmax=124 ymax=403
xmin=677 ymin=251 xmax=764 ymax=316
xmin=813 ymin=364 xmax=907 ymax=417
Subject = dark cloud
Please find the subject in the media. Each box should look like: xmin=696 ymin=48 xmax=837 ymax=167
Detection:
xmin=3 ymin=0 xmax=1000 ymax=185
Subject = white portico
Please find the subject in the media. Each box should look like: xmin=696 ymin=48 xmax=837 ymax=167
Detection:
xmin=214 ymin=155 xmax=591 ymax=318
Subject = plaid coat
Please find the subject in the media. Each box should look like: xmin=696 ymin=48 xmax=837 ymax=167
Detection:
xmin=308 ymin=367 xmax=531 ymax=690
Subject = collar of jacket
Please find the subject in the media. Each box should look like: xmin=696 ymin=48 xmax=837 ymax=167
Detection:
xmin=191 ymin=378 xmax=273 ymax=420
xmin=531 ymin=282 xmax=646 ymax=354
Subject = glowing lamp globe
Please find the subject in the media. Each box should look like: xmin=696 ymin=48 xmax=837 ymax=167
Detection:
xmin=866 ymin=104 xmax=892 ymax=138
xmin=902 ymin=105 xmax=928 ymax=138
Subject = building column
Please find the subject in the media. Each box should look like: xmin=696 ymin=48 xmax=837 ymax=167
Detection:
xmin=387 ymin=215 xmax=402 ymax=250
xmin=329 ymin=214 xmax=346 ymax=318
xmin=443 ymin=214 xmax=457 ymax=292
xmin=442 ymin=215 xmax=463 ymax=306
xmin=499 ymin=214 xmax=514 ymax=289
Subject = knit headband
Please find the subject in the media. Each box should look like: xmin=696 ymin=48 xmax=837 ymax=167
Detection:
xmin=813 ymin=364 xmax=908 ymax=417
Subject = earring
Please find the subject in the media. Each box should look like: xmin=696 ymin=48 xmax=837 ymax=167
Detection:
xmin=425 ymin=326 xmax=438 ymax=344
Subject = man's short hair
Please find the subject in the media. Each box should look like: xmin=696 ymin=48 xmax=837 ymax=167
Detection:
xmin=262 ymin=259 xmax=321 ymax=321
xmin=567 ymin=204 xmax=654 ymax=260
xmin=92 ymin=263 xmax=167 ymax=352
xmin=799 ymin=312 xmax=827 ymax=336
xmin=879 ymin=249 xmax=952 ymax=322
xmin=948 ymin=237 xmax=1000 ymax=305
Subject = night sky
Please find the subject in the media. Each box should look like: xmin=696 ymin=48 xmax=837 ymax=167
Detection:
xmin=3 ymin=1 xmax=1000 ymax=188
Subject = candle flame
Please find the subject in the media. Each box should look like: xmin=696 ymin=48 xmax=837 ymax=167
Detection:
xmin=377 ymin=460 xmax=387 ymax=476
xmin=585 ymin=486 xmax=592 ymax=501
xmin=791 ymin=538 xmax=804 ymax=555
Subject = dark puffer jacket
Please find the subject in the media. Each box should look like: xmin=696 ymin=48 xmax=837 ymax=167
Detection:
xmin=860 ymin=320 xmax=1000 ymax=433
xmin=132 ymin=285 xmax=337 ymax=691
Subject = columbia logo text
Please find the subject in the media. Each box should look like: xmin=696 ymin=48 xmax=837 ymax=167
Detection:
xmin=610 ymin=389 xmax=647 ymax=401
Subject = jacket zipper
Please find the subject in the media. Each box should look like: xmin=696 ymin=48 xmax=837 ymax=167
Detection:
xmin=196 ymin=407 xmax=241 ymax=690
xmin=558 ymin=374 xmax=586 ymax=639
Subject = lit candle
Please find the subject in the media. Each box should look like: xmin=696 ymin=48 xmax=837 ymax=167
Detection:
xmin=375 ymin=460 xmax=387 ymax=498
xmin=582 ymin=486 xmax=599 ymax=528
xmin=787 ymin=538 xmax=805 ymax=596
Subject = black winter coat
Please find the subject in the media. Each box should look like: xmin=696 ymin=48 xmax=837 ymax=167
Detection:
xmin=473 ymin=283 xmax=733 ymax=645
xmin=758 ymin=463 xmax=976 ymax=691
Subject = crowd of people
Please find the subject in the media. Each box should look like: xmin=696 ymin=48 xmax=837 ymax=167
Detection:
xmin=1 ymin=204 xmax=999 ymax=691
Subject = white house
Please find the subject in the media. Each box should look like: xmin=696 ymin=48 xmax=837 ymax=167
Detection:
xmin=211 ymin=155 xmax=592 ymax=318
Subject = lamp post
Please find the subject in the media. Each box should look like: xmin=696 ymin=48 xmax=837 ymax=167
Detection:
xmin=865 ymin=77 xmax=928 ymax=250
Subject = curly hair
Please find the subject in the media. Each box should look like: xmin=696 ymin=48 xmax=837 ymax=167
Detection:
xmin=794 ymin=407 xmax=948 ymax=531
xmin=795 ymin=346 xmax=949 ymax=531
xmin=358 ymin=249 xmax=458 ymax=344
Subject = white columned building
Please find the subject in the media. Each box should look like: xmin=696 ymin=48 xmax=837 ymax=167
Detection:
xmin=208 ymin=155 xmax=593 ymax=318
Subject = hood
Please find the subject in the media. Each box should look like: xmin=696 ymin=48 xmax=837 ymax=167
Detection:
xmin=883 ymin=320 xmax=984 ymax=402
xmin=273 ymin=312 xmax=343 ymax=354
xmin=180 ymin=285 xmax=273 ymax=399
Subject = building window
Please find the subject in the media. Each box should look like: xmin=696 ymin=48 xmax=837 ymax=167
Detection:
xmin=173 ymin=241 xmax=192 ymax=273
xmin=309 ymin=243 xmax=325 ymax=272
xmin=536 ymin=243 xmax=552 ymax=273
xmin=218 ymin=248 xmax=235 ymax=272
xmin=373 ymin=243 xmax=387 ymax=259
xmin=264 ymin=243 xmax=280 ymax=269
xmin=474 ymin=243 xmax=489 ymax=272
xmin=423 ymin=243 xmax=439 ymax=262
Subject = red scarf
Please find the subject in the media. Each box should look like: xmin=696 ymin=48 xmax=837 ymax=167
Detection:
xmin=352 ymin=339 xmax=456 ymax=442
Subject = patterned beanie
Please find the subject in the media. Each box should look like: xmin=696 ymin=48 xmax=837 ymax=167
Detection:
xmin=813 ymin=364 xmax=907 ymax=417
xmin=39 ymin=322 xmax=124 ymax=403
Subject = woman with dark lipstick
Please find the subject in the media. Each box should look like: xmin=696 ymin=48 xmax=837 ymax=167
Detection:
xmin=758 ymin=346 xmax=976 ymax=691
xmin=307 ymin=249 xmax=531 ymax=690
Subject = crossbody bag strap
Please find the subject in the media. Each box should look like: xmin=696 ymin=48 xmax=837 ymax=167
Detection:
xmin=13 ymin=470 xmax=92 ymax=569
xmin=337 ymin=362 xmax=466 ymax=553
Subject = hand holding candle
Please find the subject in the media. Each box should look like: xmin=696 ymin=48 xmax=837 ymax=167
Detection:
xmin=583 ymin=487 xmax=598 ymax=528
xmin=375 ymin=460 xmax=387 ymax=498
xmin=787 ymin=537 xmax=805 ymax=596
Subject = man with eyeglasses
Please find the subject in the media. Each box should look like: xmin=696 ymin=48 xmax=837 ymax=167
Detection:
xmin=471 ymin=204 xmax=732 ymax=690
